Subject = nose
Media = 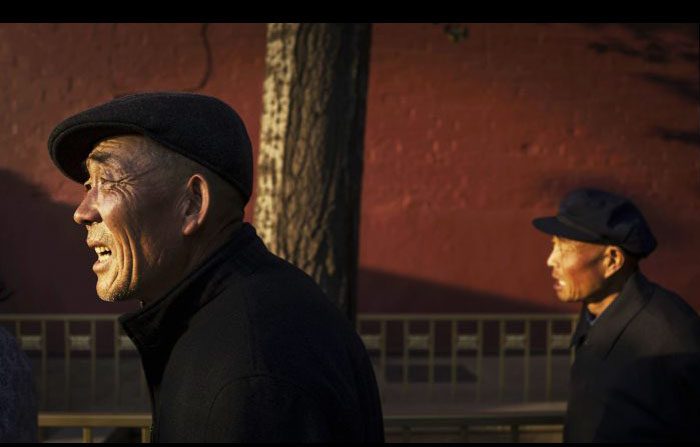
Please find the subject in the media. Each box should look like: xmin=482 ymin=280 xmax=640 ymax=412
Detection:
xmin=546 ymin=247 xmax=557 ymax=268
xmin=73 ymin=189 xmax=101 ymax=226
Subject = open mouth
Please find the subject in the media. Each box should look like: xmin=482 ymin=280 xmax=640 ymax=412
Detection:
xmin=94 ymin=246 xmax=112 ymax=262
xmin=552 ymin=276 xmax=565 ymax=289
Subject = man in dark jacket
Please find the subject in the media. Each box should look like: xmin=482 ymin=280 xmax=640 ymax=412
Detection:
xmin=533 ymin=188 xmax=700 ymax=442
xmin=47 ymin=92 xmax=384 ymax=442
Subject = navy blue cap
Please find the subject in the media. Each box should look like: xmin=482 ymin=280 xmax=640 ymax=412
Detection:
xmin=48 ymin=92 xmax=254 ymax=204
xmin=532 ymin=188 xmax=657 ymax=257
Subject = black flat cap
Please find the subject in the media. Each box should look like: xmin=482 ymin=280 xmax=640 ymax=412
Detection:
xmin=532 ymin=188 xmax=657 ymax=257
xmin=48 ymin=92 xmax=254 ymax=203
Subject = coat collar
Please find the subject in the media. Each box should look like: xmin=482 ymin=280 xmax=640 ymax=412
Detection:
xmin=119 ymin=223 xmax=268 ymax=368
xmin=569 ymin=271 xmax=655 ymax=359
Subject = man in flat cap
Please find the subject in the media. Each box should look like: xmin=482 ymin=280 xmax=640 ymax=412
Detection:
xmin=533 ymin=188 xmax=700 ymax=442
xmin=48 ymin=92 xmax=384 ymax=442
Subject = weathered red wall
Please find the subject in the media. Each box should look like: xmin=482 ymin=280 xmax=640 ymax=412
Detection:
xmin=0 ymin=23 xmax=697 ymax=315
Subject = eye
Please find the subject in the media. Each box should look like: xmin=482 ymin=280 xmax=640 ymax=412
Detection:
xmin=97 ymin=175 xmax=119 ymax=184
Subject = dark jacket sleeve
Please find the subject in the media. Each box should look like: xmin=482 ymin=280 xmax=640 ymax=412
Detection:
xmin=0 ymin=328 xmax=38 ymax=443
xmin=594 ymin=353 xmax=700 ymax=442
xmin=204 ymin=375 xmax=333 ymax=442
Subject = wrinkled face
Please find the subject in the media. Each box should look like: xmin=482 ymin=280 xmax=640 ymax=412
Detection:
xmin=546 ymin=236 xmax=607 ymax=304
xmin=73 ymin=136 xmax=182 ymax=302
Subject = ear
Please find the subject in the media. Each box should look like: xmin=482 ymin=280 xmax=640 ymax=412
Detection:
xmin=181 ymin=174 xmax=211 ymax=236
xmin=603 ymin=246 xmax=626 ymax=278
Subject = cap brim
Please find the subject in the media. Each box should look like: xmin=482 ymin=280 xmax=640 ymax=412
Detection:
xmin=49 ymin=122 xmax=146 ymax=184
xmin=532 ymin=216 xmax=602 ymax=243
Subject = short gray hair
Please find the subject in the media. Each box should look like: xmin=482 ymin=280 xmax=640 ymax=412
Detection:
xmin=150 ymin=139 xmax=246 ymax=221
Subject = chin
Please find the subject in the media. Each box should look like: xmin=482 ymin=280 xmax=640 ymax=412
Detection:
xmin=556 ymin=294 xmax=577 ymax=304
xmin=96 ymin=284 xmax=134 ymax=303
xmin=96 ymin=291 xmax=119 ymax=303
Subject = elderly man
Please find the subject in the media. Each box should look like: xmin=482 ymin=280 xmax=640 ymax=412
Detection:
xmin=48 ymin=92 xmax=384 ymax=442
xmin=533 ymin=188 xmax=700 ymax=442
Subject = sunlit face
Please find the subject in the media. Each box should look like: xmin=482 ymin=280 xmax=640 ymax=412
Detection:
xmin=73 ymin=136 xmax=183 ymax=302
xmin=546 ymin=236 xmax=607 ymax=304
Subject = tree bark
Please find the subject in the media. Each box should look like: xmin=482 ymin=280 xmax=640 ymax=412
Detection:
xmin=255 ymin=23 xmax=371 ymax=322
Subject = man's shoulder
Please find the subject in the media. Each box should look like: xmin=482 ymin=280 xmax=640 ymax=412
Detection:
xmin=644 ymin=278 xmax=699 ymax=321
xmin=182 ymin=247 xmax=359 ymax=362
xmin=213 ymin=237 xmax=325 ymax=297
xmin=214 ymin=245 xmax=345 ymax=322
xmin=633 ymin=276 xmax=700 ymax=349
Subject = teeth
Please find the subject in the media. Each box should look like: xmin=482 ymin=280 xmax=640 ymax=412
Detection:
xmin=558 ymin=280 xmax=565 ymax=286
xmin=94 ymin=247 xmax=111 ymax=256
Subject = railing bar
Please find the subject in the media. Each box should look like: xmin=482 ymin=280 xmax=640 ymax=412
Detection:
xmin=476 ymin=320 xmax=483 ymax=403
xmin=114 ymin=320 xmax=120 ymax=406
xmin=402 ymin=320 xmax=409 ymax=392
xmin=380 ymin=320 xmax=387 ymax=387
xmin=523 ymin=320 xmax=530 ymax=402
xmin=82 ymin=427 xmax=93 ymax=443
xmin=450 ymin=320 xmax=457 ymax=396
xmin=428 ymin=319 xmax=435 ymax=396
xmin=64 ymin=321 xmax=70 ymax=406
xmin=91 ymin=320 xmax=96 ymax=405
xmin=498 ymin=320 xmax=505 ymax=401
xmin=41 ymin=320 xmax=47 ymax=409
xmin=546 ymin=320 xmax=553 ymax=400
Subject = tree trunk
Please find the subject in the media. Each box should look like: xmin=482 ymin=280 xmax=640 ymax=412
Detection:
xmin=254 ymin=23 xmax=371 ymax=323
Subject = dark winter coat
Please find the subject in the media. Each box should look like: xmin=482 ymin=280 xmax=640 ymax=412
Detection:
xmin=565 ymin=272 xmax=700 ymax=442
xmin=120 ymin=223 xmax=384 ymax=442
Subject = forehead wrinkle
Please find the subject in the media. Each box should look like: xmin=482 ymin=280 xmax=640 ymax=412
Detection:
xmin=85 ymin=152 xmax=121 ymax=176
xmin=86 ymin=136 xmax=152 ymax=174
xmin=87 ymin=140 xmax=125 ymax=169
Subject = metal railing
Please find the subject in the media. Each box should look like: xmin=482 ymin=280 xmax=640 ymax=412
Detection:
xmin=1 ymin=313 xmax=578 ymax=410
xmin=384 ymin=402 xmax=566 ymax=442
xmin=356 ymin=313 xmax=578 ymax=402
xmin=38 ymin=412 xmax=151 ymax=443
xmin=0 ymin=314 xmax=147 ymax=409
xmin=9 ymin=313 xmax=576 ymax=443
xmin=37 ymin=407 xmax=566 ymax=443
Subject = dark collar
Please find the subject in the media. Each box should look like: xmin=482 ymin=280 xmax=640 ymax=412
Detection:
xmin=119 ymin=223 xmax=267 ymax=363
xmin=569 ymin=271 xmax=655 ymax=359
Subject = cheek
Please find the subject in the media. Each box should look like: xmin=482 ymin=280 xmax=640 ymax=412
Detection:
xmin=102 ymin=187 xmax=177 ymax=252
xmin=563 ymin=261 xmax=600 ymax=294
xmin=560 ymin=258 xmax=584 ymax=286
xmin=100 ymin=196 xmax=145 ymax=252
xmin=122 ymin=202 xmax=174 ymax=259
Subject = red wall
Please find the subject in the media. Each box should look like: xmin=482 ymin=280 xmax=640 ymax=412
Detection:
xmin=0 ymin=23 xmax=697 ymax=315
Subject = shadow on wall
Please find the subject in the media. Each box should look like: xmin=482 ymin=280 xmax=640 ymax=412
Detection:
xmin=583 ymin=23 xmax=699 ymax=66
xmin=2 ymin=168 xmax=556 ymax=316
xmin=582 ymin=23 xmax=700 ymax=148
xmin=0 ymin=168 xmax=136 ymax=314
xmin=357 ymin=267 xmax=563 ymax=314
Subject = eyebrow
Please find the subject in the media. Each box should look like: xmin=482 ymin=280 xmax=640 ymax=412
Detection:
xmin=85 ymin=151 xmax=128 ymax=173
xmin=83 ymin=151 xmax=125 ymax=181
xmin=87 ymin=151 xmax=114 ymax=164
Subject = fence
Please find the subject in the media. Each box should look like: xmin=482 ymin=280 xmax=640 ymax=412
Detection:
xmin=356 ymin=313 xmax=578 ymax=402
xmin=37 ymin=407 xmax=566 ymax=443
xmin=1 ymin=313 xmax=578 ymax=409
